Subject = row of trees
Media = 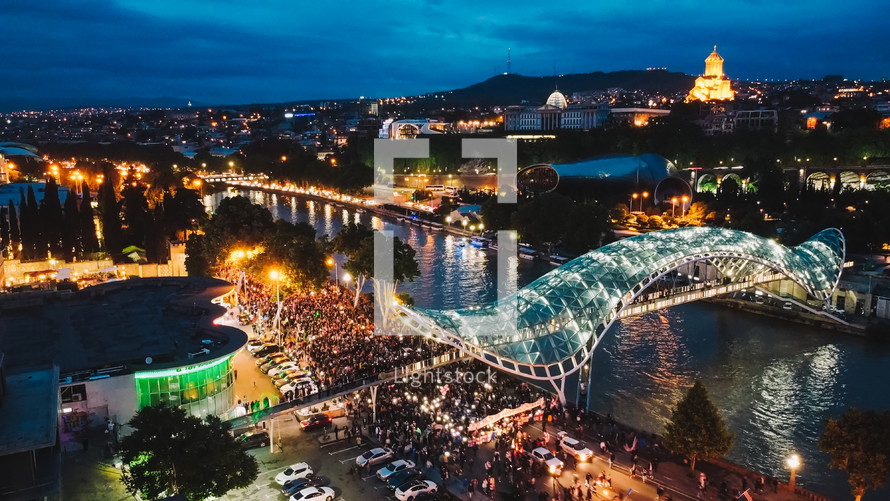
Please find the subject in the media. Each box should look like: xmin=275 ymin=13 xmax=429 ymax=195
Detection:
xmin=0 ymin=179 xmax=98 ymax=261
xmin=480 ymin=192 xmax=613 ymax=255
xmin=185 ymin=197 xmax=421 ymax=300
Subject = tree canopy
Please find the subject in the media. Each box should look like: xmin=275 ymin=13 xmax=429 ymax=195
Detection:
xmin=662 ymin=380 xmax=734 ymax=471
xmin=118 ymin=405 xmax=258 ymax=501
xmin=819 ymin=407 xmax=890 ymax=501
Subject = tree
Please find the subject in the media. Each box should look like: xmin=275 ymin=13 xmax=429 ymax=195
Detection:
xmin=118 ymin=405 xmax=258 ymax=501
xmin=40 ymin=178 xmax=64 ymax=257
xmin=341 ymin=232 xmax=420 ymax=308
xmin=97 ymin=165 xmax=123 ymax=259
xmin=61 ymin=186 xmax=81 ymax=261
xmin=201 ymin=195 xmax=275 ymax=266
xmin=0 ymin=207 xmax=8 ymax=257
xmin=7 ymin=200 xmax=20 ymax=258
xmin=819 ymin=407 xmax=890 ymax=501
xmin=184 ymin=233 xmax=211 ymax=276
xmin=80 ymin=180 xmax=99 ymax=255
xmin=662 ymin=380 xmax=734 ymax=471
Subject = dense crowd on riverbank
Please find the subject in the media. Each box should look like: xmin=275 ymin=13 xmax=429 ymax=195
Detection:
xmin=218 ymin=265 xmax=450 ymax=391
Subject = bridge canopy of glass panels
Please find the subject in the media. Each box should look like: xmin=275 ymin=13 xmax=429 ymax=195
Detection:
xmin=398 ymin=228 xmax=845 ymax=387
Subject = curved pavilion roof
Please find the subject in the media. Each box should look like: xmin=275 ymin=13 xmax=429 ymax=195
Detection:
xmin=409 ymin=227 xmax=845 ymax=369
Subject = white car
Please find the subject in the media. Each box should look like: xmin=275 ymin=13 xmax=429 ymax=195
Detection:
xmin=559 ymin=436 xmax=593 ymax=462
xmin=289 ymin=486 xmax=335 ymax=501
xmin=247 ymin=340 xmax=270 ymax=353
xmin=275 ymin=462 xmax=314 ymax=485
xmin=531 ymin=447 xmax=564 ymax=475
xmin=280 ymin=379 xmax=317 ymax=394
xmin=395 ymin=480 xmax=437 ymax=501
xmin=269 ymin=363 xmax=301 ymax=377
xmin=356 ymin=447 xmax=394 ymax=467
xmin=376 ymin=459 xmax=416 ymax=480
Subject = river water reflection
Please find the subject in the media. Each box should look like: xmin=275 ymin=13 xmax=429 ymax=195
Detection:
xmin=213 ymin=189 xmax=890 ymax=499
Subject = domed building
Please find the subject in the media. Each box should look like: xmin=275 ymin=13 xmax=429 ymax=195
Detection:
xmin=504 ymin=89 xmax=609 ymax=131
xmin=686 ymin=46 xmax=735 ymax=102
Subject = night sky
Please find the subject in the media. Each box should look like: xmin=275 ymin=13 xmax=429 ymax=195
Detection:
xmin=4 ymin=0 xmax=887 ymax=111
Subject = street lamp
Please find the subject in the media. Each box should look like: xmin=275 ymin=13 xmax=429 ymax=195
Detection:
xmin=326 ymin=257 xmax=338 ymax=283
xmin=671 ymin=197 xmax=678 ymax=218
xmin=786 ymin=453 xmax=800 ymax=491
xmin=630 ymin=193 xmax=638 ymax=213
xmin=681 ymin=195 xmax=689 ymax=219
xmin=641 ymin=191 xmax=649 ymax=212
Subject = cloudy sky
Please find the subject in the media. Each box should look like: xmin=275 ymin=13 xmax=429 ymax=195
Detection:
xmin=4 ymin=0 xmax=886 ymax=110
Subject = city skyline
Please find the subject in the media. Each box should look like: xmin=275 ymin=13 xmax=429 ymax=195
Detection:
xmin=4 ymin=0 xmax=888 ymax=111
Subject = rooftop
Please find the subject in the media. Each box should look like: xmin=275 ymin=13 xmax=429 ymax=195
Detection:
xmin=0 ymin=277 xmax=246 ymax=379
xmin=0 ymin=364 xmax=59 ymax=456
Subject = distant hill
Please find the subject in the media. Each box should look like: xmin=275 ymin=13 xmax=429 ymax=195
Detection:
xmin=427 ymin=70 xmax=696 ymax=107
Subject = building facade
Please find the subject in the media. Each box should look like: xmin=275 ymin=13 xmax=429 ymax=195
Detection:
xmin=504 ymin=91 xmax=609 ymax=131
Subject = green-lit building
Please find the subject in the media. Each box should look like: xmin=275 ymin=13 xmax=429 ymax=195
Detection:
xmin=0 ymin=277 xmax=246 ymax=433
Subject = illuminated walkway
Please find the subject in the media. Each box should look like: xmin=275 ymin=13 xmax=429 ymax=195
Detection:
xmin=391 ymin=227 xmax=846 ymax=402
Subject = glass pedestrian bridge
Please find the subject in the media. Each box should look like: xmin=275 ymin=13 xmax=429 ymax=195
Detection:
xmin=390 ymin=227 xmax=845 ymax=402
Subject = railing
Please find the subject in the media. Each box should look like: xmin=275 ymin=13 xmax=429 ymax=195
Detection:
xmin=619 ymin=272 xmax=784 ymax=318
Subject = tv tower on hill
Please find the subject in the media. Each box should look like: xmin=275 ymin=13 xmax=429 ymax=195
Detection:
xmin=506 ymin=48 xmax=511 ymax=75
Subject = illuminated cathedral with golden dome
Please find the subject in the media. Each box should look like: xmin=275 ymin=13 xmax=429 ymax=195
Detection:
xmin=686 ymin=46 xmax=735 ymax=102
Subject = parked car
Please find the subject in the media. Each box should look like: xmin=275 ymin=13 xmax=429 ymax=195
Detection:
xmin=288 ymin=486 xmax=335 ymax=501
xmin=387 ymin=469 xmax=424 ymax=491
xmin=531 ymin=447 xmax=564 ymax=475
xmin=281 ymin=476 xmax=329 ymax=497
xmin=236 ymin=430 xmax=269 ymax=450
xmin=275 ymin=462 xmax=314 ymax=485
xmin=559 ymin=436 xmax=593 ymax=462
xmin=280 ymin=379 xmax=316 ymax=394
xmin=246 ymin=339 xmax=266 ymax=352
xmin=376 ymin=459 xmax=416 ymax=480
xmin=254 ymin=345 xmax=282 ymax=358
xmin=300 ymin=413 xmax=332 ymax=431
xmin=255 ymin=352 xmax=285 ymax=365
xmin=260 ymin=356 xmax=291 ymax=372
xmin=395 ymin=480 xmax=437 ymax=501
xmin=356 ymin=447 xmax=394 ymax=467
xmin=269 ymin=363 xmax=301 ymax=377
xmin=783 ymin=302 xmax=793 ymax=310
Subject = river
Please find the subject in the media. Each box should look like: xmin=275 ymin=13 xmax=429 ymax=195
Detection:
xmin=211 ymin=188 xmax=890 ymax=500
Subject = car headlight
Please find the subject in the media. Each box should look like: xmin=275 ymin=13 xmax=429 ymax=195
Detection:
xmin=549 ymin=464 xmax=558 ymax=474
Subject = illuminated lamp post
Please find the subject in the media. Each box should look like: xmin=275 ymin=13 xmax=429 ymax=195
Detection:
xmin=786 ymin=453 xmax=801 ymax=491
xmin=630 ymin=193 xmax=638 ymax=213
xmin=641 ymin=191 xmax=649 ymax=212
xmin=326 ymin=257 xmax=338 ymax=283
xmin=671 ymin=197 xmax=678 ymax=218
xmin=681 ymin=195 xmax=689 ymax=219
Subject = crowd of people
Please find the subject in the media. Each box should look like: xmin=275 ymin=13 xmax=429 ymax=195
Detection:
xmin=219 ymin=265 xmax=451 ymax=394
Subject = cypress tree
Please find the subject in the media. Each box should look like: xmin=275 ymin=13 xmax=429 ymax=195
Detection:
xmin=61 ymin=185 xmax=81 ymax=262
xmin=41 ymin=178 xmax=65 ymax=257
xmin=18 ymin=188 xmax=31 ymax=260
xmin=79 ymin=180 xmax=99 ymax=256
xmin=97 ymin=173 xmax=123 ymax=259
xmin=8 ymin=200 xmax=21 ymax=259
xmin=0 ymin=207 xmax=8 ymax=256
xmin=26 ymin=185 xmax=45 ymax=260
